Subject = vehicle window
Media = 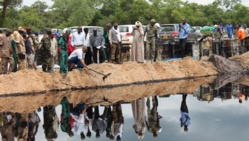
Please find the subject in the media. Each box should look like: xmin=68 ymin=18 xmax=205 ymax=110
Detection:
xmin=159 ymin=25 xmax=176 ymax=32
xmin=119 ymin=27 xmax=129 ymax=32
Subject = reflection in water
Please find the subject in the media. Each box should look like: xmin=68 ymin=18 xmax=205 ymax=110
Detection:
xmin=180 ymin=94 xmax=191 ymax=132
xmin=1 ymin=82 xmax=249 ymax=140
xmin=146 ymin=96 xmax=162 ymax=139
xmin=131 ymin=98 xmax=146 ymax=139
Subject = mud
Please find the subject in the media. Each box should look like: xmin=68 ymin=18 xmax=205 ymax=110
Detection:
xmin=0 ymin=57 xmax=217 ymax=95
xmin=0 ymin=76 xmax=216 ymax=113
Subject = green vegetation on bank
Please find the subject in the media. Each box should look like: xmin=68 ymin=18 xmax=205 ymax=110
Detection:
xmin=0 ymin=0 xmax=247 ymax=31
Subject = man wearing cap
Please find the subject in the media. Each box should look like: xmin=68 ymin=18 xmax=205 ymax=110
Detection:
xmin=25 ymin=27 xmax=37 ymax=70
xmin=13 ymin=27 xmax=26 ymax=70
xmin=179 ymin=18 xmax=190 ymax=58
xmin=71 ymin=26 xmax=85 ymax=50
xmin=59 ymin=30 xmax=70 ymax=73
xmin=144 ymin=19 xmax=158 ymax=62
xmin=40 ymin=28 xmax=53 ymax=72
xmin=109 ymin=23 xmax=121 ymax=64
xmin=0 ymin=30 xmax=14 ymax=74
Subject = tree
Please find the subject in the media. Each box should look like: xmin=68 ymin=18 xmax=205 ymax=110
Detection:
xmin=0 ymin=0 xmax=22 ymax=27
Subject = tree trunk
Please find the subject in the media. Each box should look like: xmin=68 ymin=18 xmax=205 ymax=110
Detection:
xmin=0 ymin=0 xmax=8 ymax=27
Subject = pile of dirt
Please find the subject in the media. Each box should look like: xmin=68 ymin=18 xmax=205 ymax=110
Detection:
xmin=230 ymin=52 xmax=249 ymax=69
xmin=0 ymin=57 xmax=218 ymax=95
xmin=0 ymin=76 xmax=216 ymax=113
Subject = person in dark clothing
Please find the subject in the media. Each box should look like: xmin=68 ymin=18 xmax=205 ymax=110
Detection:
xmin=180 ymin=93 xmax=191 ymax=132
xmin=146 ymin=96 xmax=162 ymax=140
xmin=84 ymin=28 xmax=93 ymax=65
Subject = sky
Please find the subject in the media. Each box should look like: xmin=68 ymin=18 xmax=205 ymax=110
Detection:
xmin=23 ymin=0 xmax=249 ymax=7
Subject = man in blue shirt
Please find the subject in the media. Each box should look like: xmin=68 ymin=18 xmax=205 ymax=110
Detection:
xmin=179 ymin=18 xmax=190 ymax=58
xmin=180 ymin=93 xmax=191 ymax=132
xmin=226 ymin=23 xmax=233 ymax=38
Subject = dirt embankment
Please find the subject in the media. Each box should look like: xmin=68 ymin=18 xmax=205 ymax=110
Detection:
xmin=0 ymin=57 xmax=217 ymax=95
xmin=0 ymin=76 xmax=216 ymax=113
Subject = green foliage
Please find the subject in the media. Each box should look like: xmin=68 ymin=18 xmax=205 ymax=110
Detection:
xmin=1 ymin=0 xmax=249 ymax=30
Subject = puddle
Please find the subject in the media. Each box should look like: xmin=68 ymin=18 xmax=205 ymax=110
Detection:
xmin=1 ymin=76 xmax=249 ymax=141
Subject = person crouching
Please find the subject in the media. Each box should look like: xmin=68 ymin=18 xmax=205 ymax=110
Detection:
xmin=68 ymin=46 xmax=89 ymax=70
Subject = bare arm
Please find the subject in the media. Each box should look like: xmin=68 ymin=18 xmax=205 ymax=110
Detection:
xmin=80 ymin=58 xmax=89 ymax=70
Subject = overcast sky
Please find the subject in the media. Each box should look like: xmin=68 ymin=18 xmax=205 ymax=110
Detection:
xmin=23 ymin=0 xmax=249 ymax=7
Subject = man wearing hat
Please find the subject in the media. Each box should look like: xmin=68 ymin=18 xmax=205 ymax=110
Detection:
xmin=144 ymin=19 xmax=158 ymax=62
xmin=25 ymin=27 xmax=37 ymax=70
xmin=40 ymin=28 xmax=53 ymax=72
xmin=13 ymin=26 xmax=26 ymax=70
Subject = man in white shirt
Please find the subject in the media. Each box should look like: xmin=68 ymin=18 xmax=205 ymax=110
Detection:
xmin=71 ymin=26 xmax=85 ymax=50
xmin=68 ymin=47 xmax=89 ymax=69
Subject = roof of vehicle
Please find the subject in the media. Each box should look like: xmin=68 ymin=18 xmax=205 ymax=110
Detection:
xmin=70 ymin=26 xmax=103 ymax=28
xmin=160 ymin=24 xmax=179 ymax=26
xmin=119 ymin=25 xmax=146 ymax=27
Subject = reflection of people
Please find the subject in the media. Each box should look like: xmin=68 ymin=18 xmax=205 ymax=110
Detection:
xmin=238 ymin=93 xmax=245 ymax=104
xmin=28 ymin=111 xmax=41 ymax=141
xmin=85 ymin=106 xmax=93 ymax=138
xmin=43 ymin=105 xmax=59 ymax=140
xmin=101 ymin=106 xmax=113 ymax=138
xmin=131 ymin=98 xmax=146 ymax=139
xmin=111 ymin=102 xmax=124 ymax=141
xmin=70 ymin=103 xmax=89 ymax=140
xmin=146 ymin=96 xmax=162 ymax=139
xmin=60 ymin=97 xmax=74 ymax=137
xmin=180 ymin=94 xmax=191 ymax=132
xmin=0 ymin=112 xmax=16 ymax=141
xmin=92 ymin=106 xmax=107 ymax=138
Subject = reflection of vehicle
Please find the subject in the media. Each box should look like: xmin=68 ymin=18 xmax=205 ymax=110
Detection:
xmin=119 ymin=25 xmax=146 ymax=47
xmin=69 ymin=26 xmax=104 ymax=35
xmin=192 ymin=26 xmax=202 ymax=33
xmin=158 ymin=24 xmax=202 ymax=43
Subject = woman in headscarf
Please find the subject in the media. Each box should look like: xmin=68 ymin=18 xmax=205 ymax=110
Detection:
xmin=131 ymin=21 xmax=144 ymax=63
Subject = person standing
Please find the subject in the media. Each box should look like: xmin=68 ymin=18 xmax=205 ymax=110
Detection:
xmin=179 ymin=18 xmax=190 ymax=58
xmin=237 ymin=24 xmax=246 ymax=52
xmin=84 ymin=28 xmax=92 ymax=65
xmin=131 ymin=98 xmax=146 ymax=139
xmin=59 ymin=30 xmax=70 ymax=74
xmin=0 ymin=30 xmax=14 ymax=74
xmin=144 ymin=19 xmax=158 ymax=62
xmin=50 ymin=34 xmax=58 ymax=71
xmin=109 ymin=23 xmax=121 ymax=64
xmin=13 ymin=27 xmax=26 ymax=70
xmin=226 ymin=23 xmax=233 ymax=39
xmin=131 ymin=21 xmax=144 ymax=63
xmin=24 ymin=32 xmax=36 ymax=70
xmin=10 ymin=34 xmax=18 ymax=72
xmin=111 ymin=102 xmax=124 ymax=141
xmin=40 ymin=28 xmax=53 ymax=73
xmin=104 ymin=23 xmax=112 ymax=62
xmin=90 ymin=28 xmax=108 ymax=63
xmin=180 ymin=94 xmax=191 ymax=132
xmin=71 ymin=26 xmax=85 ymax=50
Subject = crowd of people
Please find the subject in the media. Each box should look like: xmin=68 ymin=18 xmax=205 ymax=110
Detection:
xmin=0 ymin=95 xmax=178 ymax=141
xmin=0 ymin=18 xmax=162 ymax=74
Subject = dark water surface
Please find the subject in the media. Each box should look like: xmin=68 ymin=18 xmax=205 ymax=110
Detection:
xmin=1 ymin=82 xmax=249 ymax=141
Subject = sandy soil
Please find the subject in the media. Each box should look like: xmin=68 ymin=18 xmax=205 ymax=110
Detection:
xmin=0 ymin=76 xmax=216 ymax=113
xmin=230 ymin=52 xmax=249 ymax=69
xmin=0 ymin=57 xmax=217 ymax=95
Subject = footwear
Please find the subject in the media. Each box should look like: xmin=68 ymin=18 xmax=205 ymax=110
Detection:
xmin=104 ymin=60 xmax=108 ymax=63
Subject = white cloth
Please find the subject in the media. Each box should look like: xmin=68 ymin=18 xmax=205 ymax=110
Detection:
xmin=50 ymin=38 xmax=58 ymax=56
xmin=84 ymin=33 xmax=90 ymax=47
xmin=68 ymin=48 xmax=85 ymax=59
xmin=71 ymin=114 xmax=87 ymax=135
xmin=112 ymin=27 xmax=121 ymax=42
xmin=71 ymin=32 xmax=86 ymax=46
